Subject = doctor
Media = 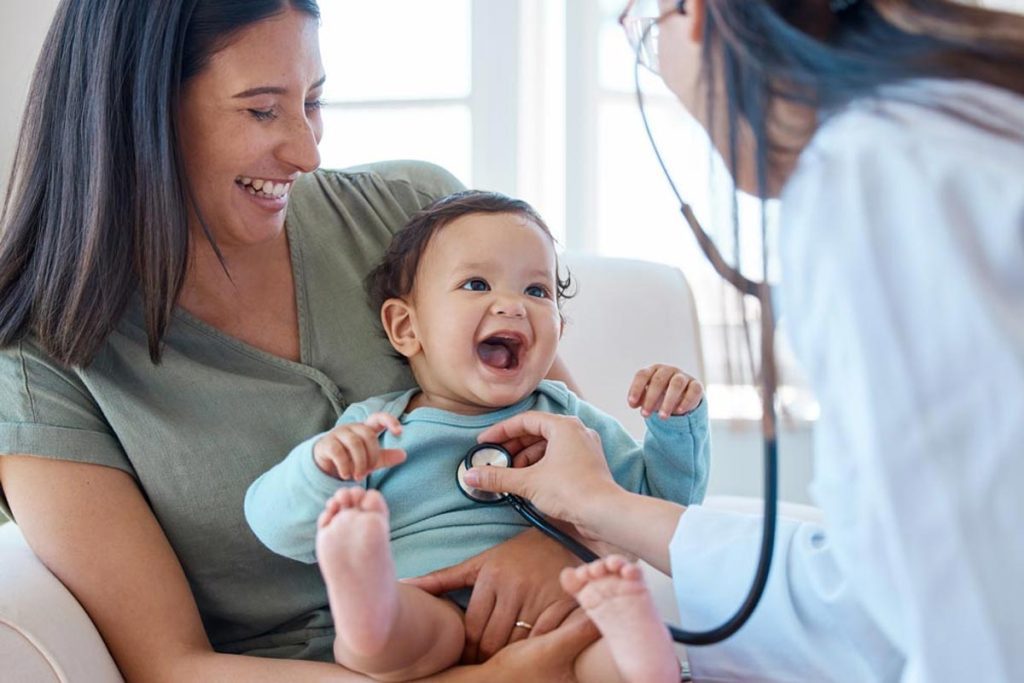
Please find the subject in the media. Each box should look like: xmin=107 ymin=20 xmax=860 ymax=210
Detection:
xmin=459 ymin=0 xmax=1024 ymax=681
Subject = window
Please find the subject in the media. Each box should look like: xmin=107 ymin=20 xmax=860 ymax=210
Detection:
xmin=317 ymin=0 xmax=473 ymax=182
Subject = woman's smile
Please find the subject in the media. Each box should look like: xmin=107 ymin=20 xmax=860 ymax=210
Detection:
xmin=234 ymin=175 xmax=293 ymax=213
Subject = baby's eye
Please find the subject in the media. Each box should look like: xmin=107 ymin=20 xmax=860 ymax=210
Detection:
xmin=461 ymin=278 xmax=490 ymax=292
xmin=525 ymin=284 xmax=550 ymax=298
xmin=248 ymin=108 xmax=277 ymax=121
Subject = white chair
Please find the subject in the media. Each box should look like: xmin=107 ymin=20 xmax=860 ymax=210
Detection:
xmin=0 ymin=522 xmax=123 ymax=682
xmin=0 ymin=252 xmax=814 ymax=680
xmin=558 ymin=250 xmax=705 ymax=438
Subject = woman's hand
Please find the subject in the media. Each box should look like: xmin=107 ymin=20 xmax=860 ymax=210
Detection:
xmin=466 ymin=412 xmax=625 ymax=532
xmin=462 ymin=608 xmax=600 ymax=682
xmin=403 ymin=529 xmax=582 ymax=663
xmin=628 ymin=363 xmax=704 ymax=419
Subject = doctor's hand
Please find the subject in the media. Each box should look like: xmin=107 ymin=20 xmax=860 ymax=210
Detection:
xmin=312 ymin=412 xmax=406 ymax=480
xmin=403 ymin=528 xmax=582 ymax=664
xmin=628 ymin=364 xmax=704 ymax=419
xmin=468 ymin=411 xmax=625 ymax=534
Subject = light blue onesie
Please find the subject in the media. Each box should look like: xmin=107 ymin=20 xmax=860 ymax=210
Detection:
xmin=245 ymin=380 xmax=709 ymax=580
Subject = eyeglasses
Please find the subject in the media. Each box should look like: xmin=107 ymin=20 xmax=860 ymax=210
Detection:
xmin=617 ymin=0 xmax=687 ymax=74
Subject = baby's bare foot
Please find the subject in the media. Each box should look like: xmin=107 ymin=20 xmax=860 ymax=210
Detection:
xmin=561 ymin=556 xmax=679 ymax=683
xmin=317 ymin=488 xmax=397 ymax=658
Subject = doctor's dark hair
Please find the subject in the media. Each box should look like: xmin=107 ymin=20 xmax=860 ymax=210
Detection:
xmin=367 ymin=191 xmax=574 ymax=316
xmin=0 ymin=0 xmax=320 ymax=367
xmin=699 ymin=0 xmax=1024 ymax=201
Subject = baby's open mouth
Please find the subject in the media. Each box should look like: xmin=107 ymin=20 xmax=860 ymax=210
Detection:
xmin=477 ymin=335 xmax=524 ymax=370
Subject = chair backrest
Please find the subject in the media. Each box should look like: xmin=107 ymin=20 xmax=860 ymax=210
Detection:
xmin=558 ymin=251 xmax=704 ymax=438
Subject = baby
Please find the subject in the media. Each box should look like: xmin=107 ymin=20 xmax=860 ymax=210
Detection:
xmin=245 ymin=190 xmax=708 ymax=681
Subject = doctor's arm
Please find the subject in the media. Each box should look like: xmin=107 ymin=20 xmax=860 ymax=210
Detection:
xmin=470 ymin=413 xmax=902 ymax=682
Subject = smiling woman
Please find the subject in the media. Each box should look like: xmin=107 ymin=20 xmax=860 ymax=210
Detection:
xmin=0 ymin=1 xmax=596 ymax=681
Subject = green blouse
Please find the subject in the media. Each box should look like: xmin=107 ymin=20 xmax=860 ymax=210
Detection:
xmin=0 ymin=161 xmax=464 ymax=660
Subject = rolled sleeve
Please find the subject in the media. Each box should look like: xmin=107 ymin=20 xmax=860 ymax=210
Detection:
xmin=0 ymin=340 xmax=133 ymax=520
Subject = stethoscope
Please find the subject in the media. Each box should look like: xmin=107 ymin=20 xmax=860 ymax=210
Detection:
xmin=456 ymin=438 xmax=776 ymax=646
xmin=454 ymin=12 xmax=781 ymax=647
xmin=456 ymin=443 xmax=601 ymax=564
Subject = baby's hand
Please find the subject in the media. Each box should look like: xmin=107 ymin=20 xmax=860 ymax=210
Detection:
xmin=627 ymin=364 xmax=704 ymax=419
xmin=313 ymin=412 xmax=406 ymax=480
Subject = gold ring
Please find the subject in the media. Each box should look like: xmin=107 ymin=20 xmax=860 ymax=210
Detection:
xmin=513 ymin=620 xmax=534 ymax=632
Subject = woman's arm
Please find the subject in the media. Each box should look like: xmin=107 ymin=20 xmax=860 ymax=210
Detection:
xmin=0 ymin=455 xmax=372 ymax=683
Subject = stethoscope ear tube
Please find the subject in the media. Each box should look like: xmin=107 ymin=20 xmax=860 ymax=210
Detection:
xmin=629 ymin=18 xmax=780 ymax=645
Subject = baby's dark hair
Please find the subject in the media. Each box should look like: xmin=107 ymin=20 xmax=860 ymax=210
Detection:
xmin=367 ymin=190 xmax=574 ymax=314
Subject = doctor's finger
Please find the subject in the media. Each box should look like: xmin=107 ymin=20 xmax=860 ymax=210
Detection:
xmin=511 ymin=440 xmax=547 ymax=468
xmin=478 ymin=411 xmax=589 ymax=446
xmin=465 ymin=463 xmax=530 ymax=496
xmin=500 ymin=434 xmax=544 ymax=457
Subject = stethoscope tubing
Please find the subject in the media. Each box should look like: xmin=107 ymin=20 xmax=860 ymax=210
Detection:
xmin=458 ymin=442 xmax=778 ymax=644
xmin=626 ymin=19 xmax=780 ymax=645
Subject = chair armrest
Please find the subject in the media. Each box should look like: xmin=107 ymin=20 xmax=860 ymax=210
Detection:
xmin=0 ymin=523 xmax=123 ymax=682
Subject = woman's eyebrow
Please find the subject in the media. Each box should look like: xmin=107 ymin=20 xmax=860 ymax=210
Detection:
xmin=233 ymin=75 xmax=327 ymax=99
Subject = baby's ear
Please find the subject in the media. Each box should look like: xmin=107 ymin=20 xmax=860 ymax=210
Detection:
xmin=381 ymin=298 xmax=420 ymax=358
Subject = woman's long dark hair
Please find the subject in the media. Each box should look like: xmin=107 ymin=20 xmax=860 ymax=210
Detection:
xmin=0 ymin=0 xmax=319 ymax=367
xmin=702 ymin=0 xmax=1024 ymax=200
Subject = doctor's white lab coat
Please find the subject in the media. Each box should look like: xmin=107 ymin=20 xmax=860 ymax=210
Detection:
xmin=672 ymin=79 xmax=1024 ymax=683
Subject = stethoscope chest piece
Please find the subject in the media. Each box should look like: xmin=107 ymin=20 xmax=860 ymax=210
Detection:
xmin=456 ymin=443 xmax=512 ymax=504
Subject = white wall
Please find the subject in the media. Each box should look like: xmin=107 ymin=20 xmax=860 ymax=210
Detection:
xmin=0 ymin=0 xmax=60 ymax=192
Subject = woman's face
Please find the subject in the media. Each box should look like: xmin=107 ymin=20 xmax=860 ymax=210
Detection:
xmin=654 ymin=0 xmax=706 ymax=119
xmin=652 ymin=0 xmax=814 ymax=194
xmin=178 ymin=7 xmax=324 ymax=250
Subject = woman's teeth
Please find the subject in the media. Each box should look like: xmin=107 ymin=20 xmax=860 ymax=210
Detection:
xmin=237 ymin=177 xmax=290 ymax=198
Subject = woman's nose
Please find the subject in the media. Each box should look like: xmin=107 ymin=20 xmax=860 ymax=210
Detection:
xmin=278 ymin=112 xmax=322 ymax=173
